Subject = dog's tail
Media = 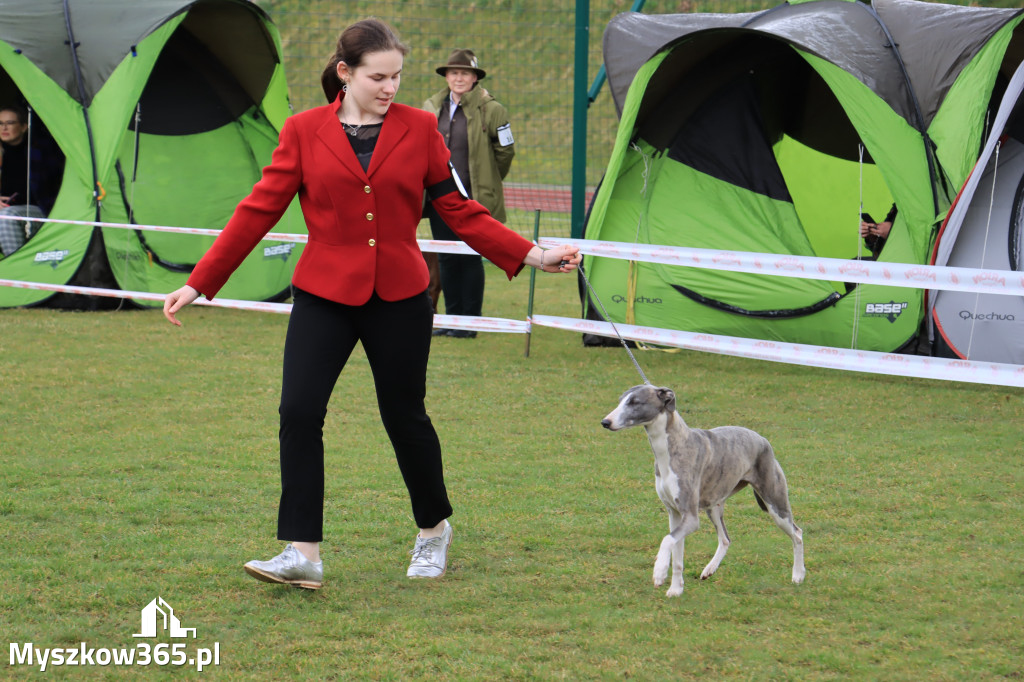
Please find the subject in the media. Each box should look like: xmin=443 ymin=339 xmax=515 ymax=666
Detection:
xmin=752 ymin=490 xmax=768 ymax=512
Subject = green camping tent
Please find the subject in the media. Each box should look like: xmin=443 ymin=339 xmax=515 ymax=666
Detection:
xmin=0 ymin=0 xmax=304 ymax=309
xmin=584 ymin=0 xmax=1024 ymax=351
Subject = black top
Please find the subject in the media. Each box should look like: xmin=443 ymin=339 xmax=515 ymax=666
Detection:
xmin=343 ymin=122 xmax=382 ymax=173
xmin=0 ymin=135 xmax=65 ymax=212
xmin=0 ymin=140 xmax=28 ymax=204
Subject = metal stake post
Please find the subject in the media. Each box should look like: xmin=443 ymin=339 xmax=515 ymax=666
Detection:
xmin=525 ymin=209 xmax=541 ymax=357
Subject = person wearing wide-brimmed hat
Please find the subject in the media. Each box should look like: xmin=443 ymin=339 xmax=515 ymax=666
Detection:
xmin=423 ymin=48 xmax=515 ymax=338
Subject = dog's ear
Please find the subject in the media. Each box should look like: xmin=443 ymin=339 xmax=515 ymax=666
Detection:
xmin=657 ymin=387 xmax=676 ymax=412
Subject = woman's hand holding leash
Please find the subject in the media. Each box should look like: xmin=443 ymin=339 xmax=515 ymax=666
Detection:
xmin=163 ymin=285 xmax=200 ymax=326
xmin=531 ymin=244 xmax=580 ymax=273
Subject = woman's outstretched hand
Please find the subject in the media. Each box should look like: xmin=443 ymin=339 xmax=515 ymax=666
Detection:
xmin=163 ymin=285 xmax=200 ymax=327
xmin=532 ymin=245 xmax=581 ymax=273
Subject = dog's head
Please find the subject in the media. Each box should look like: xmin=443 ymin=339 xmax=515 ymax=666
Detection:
xmin=601 ymin=385 xmax=677 ymax=431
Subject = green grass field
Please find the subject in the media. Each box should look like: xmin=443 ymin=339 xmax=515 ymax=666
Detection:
xmin=2 ymin=266 xmax=1022 ymax=679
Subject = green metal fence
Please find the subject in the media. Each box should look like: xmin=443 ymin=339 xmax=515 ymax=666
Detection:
xmin=256 ymin=0 xmax=1018 ymax=238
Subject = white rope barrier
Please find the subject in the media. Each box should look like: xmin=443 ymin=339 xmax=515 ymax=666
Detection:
xmin=20 ymin=216 xmax=239 ymax=240
xmin=532 ymin=314 xmax=1024 ymax=388
xmin=5 ymin=218 xmax=1024 ymax=386
xmin=436 ymin=314 xmax=529 ymax=334
xmin=539 ymin=237 xmax=1024 ymax=297
xmin=16 ymin=216 xmax=479 ymax=254
xmin=0 ymin=278 xmax=525 ymax=335
xmin=21 ymin=216 xmax=1022 ymax=291
xmin=0 ymin=278 xmax=293 ymax=314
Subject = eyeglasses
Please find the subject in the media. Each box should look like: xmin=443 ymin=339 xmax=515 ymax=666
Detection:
xmin=0 ymin=120 xmax=21 ymax=127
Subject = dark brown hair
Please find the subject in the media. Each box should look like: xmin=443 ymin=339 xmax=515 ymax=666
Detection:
xmin=0 ymin=103 xmax=28 ymax=125
xmin=320 ymin=18 xmax=409 ymax=103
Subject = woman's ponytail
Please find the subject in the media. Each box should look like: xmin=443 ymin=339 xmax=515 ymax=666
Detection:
xmin=321 ymin=55 xmax=343 ymax=103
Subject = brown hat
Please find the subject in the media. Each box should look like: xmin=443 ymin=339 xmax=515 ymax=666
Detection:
xmin=435 ymin=48 xmax=486 ymax=79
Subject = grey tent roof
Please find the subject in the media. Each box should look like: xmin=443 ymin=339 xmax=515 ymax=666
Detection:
xmin=0 ymin=0 xmax=272 ymax=105
xmin=874 ymin=0 xmax=1021 ymax=125
xmin=602 ymin=0 xmax=1022 ymax=129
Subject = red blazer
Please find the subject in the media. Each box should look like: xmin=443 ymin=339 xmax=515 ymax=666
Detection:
xmin=188 ymin=96 xmax=534 ymax=304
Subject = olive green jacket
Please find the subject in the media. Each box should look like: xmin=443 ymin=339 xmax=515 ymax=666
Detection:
xmin=423 ymin=86 xmax=514 ymax=222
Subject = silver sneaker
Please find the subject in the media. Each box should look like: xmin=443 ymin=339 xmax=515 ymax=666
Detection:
xmin=407 ymin=521 xmax=453 ymax=578
xmin=243 ymin=544 xmax=323 ymax=590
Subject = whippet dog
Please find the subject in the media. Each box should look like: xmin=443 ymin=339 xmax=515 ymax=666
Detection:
xmin=602 ymin=385 xmax=805 ymax=597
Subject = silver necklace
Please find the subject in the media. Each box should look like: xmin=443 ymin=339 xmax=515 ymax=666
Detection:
xmin=341 ymin=120 xmax=362 ymax=137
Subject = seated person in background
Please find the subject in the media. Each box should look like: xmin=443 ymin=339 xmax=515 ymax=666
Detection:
xmin=0 ymin=103 xmax=64 ymax=257
xmin=859 ymin=203 xmax=897 ymax=258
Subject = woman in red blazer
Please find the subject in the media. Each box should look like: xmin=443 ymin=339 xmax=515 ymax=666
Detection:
xmin=163 ymin=18 xmax=580 ymax=589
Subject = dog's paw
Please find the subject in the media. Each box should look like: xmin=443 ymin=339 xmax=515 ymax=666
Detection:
xmin=792 ymin=567 xmax=806 ymax=584
xmin=699 ymin=565 xmax=716 ymax=580
xmin=665 ymin=585 xmax=684 ymax=597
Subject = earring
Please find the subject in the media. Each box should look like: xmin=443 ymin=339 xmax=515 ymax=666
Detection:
xmin=342 ymin=82 xmax=348 ymax=93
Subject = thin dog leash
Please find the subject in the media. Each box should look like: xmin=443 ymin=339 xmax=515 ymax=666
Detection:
xmin=568 ymin=255 xmax=651 ymax=386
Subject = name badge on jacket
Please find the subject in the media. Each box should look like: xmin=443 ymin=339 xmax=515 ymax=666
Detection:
xmin=496 ymin=123 xmax=514 ymax=146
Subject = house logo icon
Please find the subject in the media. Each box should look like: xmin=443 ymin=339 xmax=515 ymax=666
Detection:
xmin=132 ymin=597 xmax=197 ymax=639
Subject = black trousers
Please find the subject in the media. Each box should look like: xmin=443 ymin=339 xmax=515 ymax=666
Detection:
xmin=426 ymin=206 xmax=485 ymax=317
xmin=276 ymin=287 xmax=452 ymax=542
